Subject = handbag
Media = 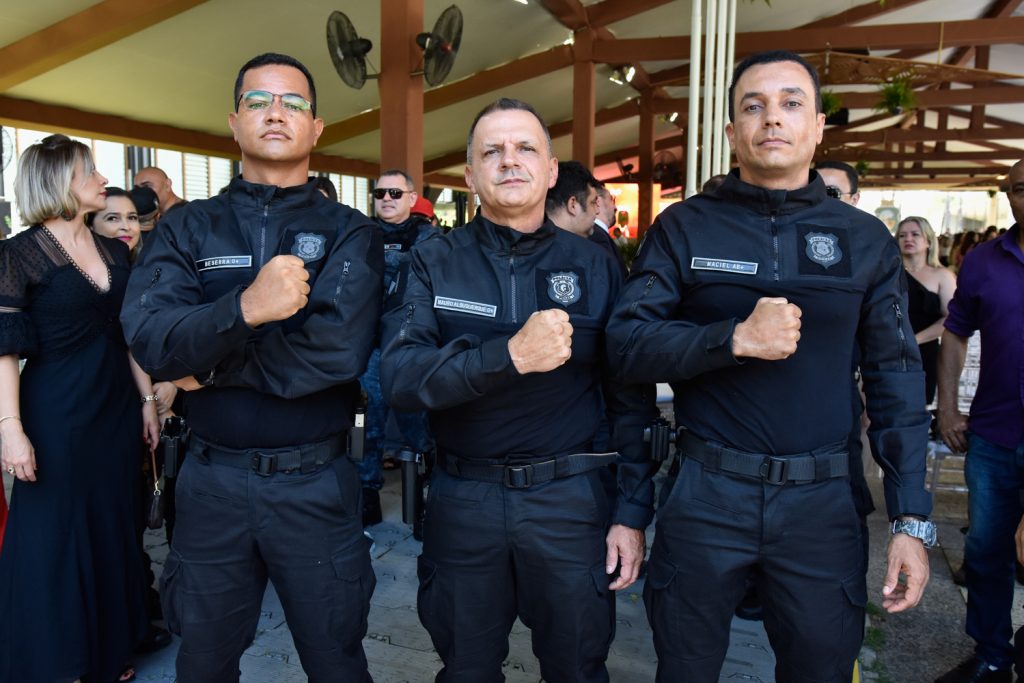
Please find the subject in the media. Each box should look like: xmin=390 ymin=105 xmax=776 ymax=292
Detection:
xmin=145 ymin=445 xmax=165 ymax=530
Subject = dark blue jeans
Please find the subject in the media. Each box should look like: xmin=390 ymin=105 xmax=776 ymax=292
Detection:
xmin=357 ymin=348 xmax=432 ymax=490
xmin=964 ymin=432 xmax=1024 ymax=669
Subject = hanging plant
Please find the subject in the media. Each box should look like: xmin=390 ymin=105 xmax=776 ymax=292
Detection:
xmin=820 ymin=90 xmax=843 ymax=117
xmin=874 ymin=79 xmax=917 ymax=115
xmin=855 ymin=160 xmax=870 ymax=177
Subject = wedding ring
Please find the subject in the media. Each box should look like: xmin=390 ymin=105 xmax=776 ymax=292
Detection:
xmin=6 ymin=467 xmax=13 ymax=475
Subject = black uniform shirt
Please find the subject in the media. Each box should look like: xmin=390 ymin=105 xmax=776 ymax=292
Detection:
xmin=380 ymin=214 xmax=658 ymax=529
xmin=120 ymin=176 xmax=383 ymax=449
xmin=606 ymin=170 xmax=932 ymax=519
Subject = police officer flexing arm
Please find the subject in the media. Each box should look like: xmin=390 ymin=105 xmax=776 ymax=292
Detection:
xmin=120 ymin=53 xmax=383 ymax=683
xmin=606 ymin=50 xmax=934 ymax=682
xmin=379 ymin=98 xmax=657 ymax=683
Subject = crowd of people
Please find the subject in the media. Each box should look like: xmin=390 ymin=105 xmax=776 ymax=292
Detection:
xmin=0 ymin=46 xmax=1021 ymax=683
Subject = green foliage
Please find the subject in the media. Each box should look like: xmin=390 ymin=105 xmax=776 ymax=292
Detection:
xmin=820 ymin=90 xmax=844 ymax=117
xmin=617 ymin=238 xmax=642 ymax=269
xmin=855 ymin=159 xmax=870 ymax=178
xmin=874 ymin=79 xmax=917 ymax=115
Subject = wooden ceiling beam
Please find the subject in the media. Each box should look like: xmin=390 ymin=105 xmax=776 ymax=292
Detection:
xmin=585 ymin=0 xmax=676 ymax=28
xmin=887 ymin=0 xmax=1023 ymax=61
xmin=839 ymin=85 xmax=1024 ymax=110
xmin=591 ymin=16 xmax=1024 ymax=63
xmin=859 ymin=165 xmax=1008 ymax=176
xmin=0 ymin=94 xmax=378 ymax=177
xmin=0 ymin=0 xmax=209 ymax=92
xmin=318 ymin=45 xmax=574 ymax=148
xmin=823 ymin=124 xmax=1024 ymax=145
xmin=799 ymin=0 xmax=930 ymax=29
xmin=422 ymin=173 xmax=467 ymax=190
xmin=538 ymin=0 xmax=589 ymax=31
xmin=817 ymin=149 xmax=1022 ymax=162
xmin=861 ymin=176 xmax=1003 ymax=185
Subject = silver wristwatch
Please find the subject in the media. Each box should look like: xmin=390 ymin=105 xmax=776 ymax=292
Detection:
xmin=891 ymin=517 xmax=938 ymax=547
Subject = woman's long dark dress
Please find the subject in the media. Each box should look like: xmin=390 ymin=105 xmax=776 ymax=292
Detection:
xmin=905 ymin=270 xmax=944 ymax=406
xmin=0 ymin=227 xmax=146 ymax=683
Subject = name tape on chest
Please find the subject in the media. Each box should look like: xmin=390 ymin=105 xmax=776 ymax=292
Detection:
xmin=384 ymin=243 xmax=404 ymax=251
xmin=433 ymin=296 xmax=497 ymax=318
xmin=196 ymin=255 xmax=253 ymax=272
xmin=690 ymin=257 xmax=759 ymax=275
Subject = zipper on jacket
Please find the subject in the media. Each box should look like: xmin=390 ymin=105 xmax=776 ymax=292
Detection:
xmin=770 ymin=213 xmax=780 ymax=281
xmin=258 ymin=203 xmax=269 ymax=267
xmin=140 ymin=268 xmax=161 ymax=307
xmin=629 ymin=274 xmax=658 ymax=315
xmin=893 ymin=301 xmax=908 ymax=371
xmin=398 ymin=303 xmax=416 ymax=342
xmin=509 ymin=245 xmax=518 ymax=324
xmin=331 ymin=260 xmax=352 ymax=310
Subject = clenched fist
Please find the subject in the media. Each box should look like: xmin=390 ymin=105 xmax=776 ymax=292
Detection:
xmin=240 ymin=255 xmax=310 ymax=327
xmin=508 ymin=309 xmax=573 ymax=374
xmin=732 ymin=297 xmax=802 ymax=360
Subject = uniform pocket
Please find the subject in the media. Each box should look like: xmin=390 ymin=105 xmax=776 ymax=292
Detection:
xmin=330 ymin=546 xmax=376 ymax=635
xmin=159 ymin=549 xmax=185 ymax=635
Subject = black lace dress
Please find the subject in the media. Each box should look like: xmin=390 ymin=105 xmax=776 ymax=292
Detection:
xmin=0 ymin=226 xmax=146 ymax=683
xmin=906 ymin=270 xmax=943 ymax=406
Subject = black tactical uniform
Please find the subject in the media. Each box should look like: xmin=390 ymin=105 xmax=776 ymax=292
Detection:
xmin=121 ymin=176 xmax=383 ymax=683
xmin=380 ymin=214 xmax=657 ymax=683
xmin=606 ymin=170 xmax=931 ymax=682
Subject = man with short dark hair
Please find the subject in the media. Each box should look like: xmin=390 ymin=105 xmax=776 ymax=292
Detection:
xmin=134 ymin=166 xmax=186 ymax=214
xmin=816 ymin=160 xmax=861 ymax=206
xmin=594 ymin=185 xmax=616 ymax=232
xmin=381 ymin=98 xmax=656 ymax=681
xmin=121 ymin=52 xmax=382 ymax=682
xmin=546 ymin=160 xmax=600 ymax=238
xmin=938 ymin=159 xmax=1024 ymax=683
xmin=357 ymin=169 xmax=439 ymax=525
xmin=608 ymin=50 xmax=933 ymax=681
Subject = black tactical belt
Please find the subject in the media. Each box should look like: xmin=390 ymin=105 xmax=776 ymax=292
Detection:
xmin=195 ymin=433 xmax=347 ymax=476
xmin=678 ymin=431 xmax=848 ymax=486
xmin=437 ymin=450 xmax=616 ymax=489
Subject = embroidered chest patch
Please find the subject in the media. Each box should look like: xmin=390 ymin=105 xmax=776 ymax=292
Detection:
xmin=291 ymin=233 xmax=326 ymax=262
xmin=547 ymin=271 xmax=581 ymax=306
xmin=804 ymin=232 xmax=843 ymax=268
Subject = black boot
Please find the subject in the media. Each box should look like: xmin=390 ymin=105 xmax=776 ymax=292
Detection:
xmin=362 ymin=488 xmax=382 ymax=527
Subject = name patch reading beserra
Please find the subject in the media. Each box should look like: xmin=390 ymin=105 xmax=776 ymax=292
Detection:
xmin=433 ymin=296 xmax=497 ymax=318
xmin=196 ymin=255 xmax=253 ymax=272
xmin=690 ymin=257 xmax=758 ymax=275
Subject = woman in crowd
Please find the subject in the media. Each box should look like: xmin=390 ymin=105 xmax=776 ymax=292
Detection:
xmin=896 ymin=216 xmax=957 ymax=407
xmin=88 ymin=187 xmax=142 ymax=259
xmin=0 ymin=134 xmax=157 ymax=682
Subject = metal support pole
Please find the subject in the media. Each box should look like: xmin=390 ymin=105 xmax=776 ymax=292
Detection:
xmin=712 ymin=0 xmax=728 ymax=176
xmin=720 ymin=0 xmax=737 ymax=173
xmin=700 ymin=0 xmax=717 ymax=186
xmin=685 ymin=0 xmax=702 ymax=198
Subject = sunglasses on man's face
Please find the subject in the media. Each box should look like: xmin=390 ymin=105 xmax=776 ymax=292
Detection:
xmin=237 ymin=90 xmax=312 ymax=114
xmin=373 ymin=188 xmax=408 ymax=200
xmin=825 ymin=185 xmax=853 ymax=200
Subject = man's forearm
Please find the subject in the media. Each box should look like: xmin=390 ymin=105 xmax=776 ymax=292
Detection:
xmin=936 ymin=329 xmax=968 ymax=414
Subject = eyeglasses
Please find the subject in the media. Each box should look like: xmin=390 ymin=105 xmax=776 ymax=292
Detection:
xmin=237 ymin=90 xmax=312 ymax=114
xmin=825 ymin=185 xmax=854 ymax=200
xmin=373 ymin=188 xmax=408 ymax=200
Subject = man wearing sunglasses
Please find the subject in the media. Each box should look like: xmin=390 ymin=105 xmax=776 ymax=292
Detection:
xmin=357 ymin=170 xmax=440 ymax=527
xmin=121 ymin=52 xmax=383 ymax=683
xmin=816 ymin=160 xmax=861 ymax=207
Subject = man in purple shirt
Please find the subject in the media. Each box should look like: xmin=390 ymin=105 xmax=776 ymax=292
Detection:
xmin=937 ymin=158 xmax=1024 ymax=683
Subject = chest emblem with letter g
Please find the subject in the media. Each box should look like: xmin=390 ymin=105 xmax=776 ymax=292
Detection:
xmin=292 ymin=233 xmax=326 ymax=262
xmin=804 ymin=232 xmax=843 ymax=268
xmin=547 ymin=271 xmax=581 ymax=306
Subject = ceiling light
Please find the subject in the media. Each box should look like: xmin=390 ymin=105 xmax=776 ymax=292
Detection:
xmin=669 ymin=112 xmax=679 ymax=123
xmin=625 ymin=66 xmax=636 ymax=82
xmin=512 ymin=0 xmax=528 ymax=4
xmin=608 ymin=72 xmax=625 ymax=85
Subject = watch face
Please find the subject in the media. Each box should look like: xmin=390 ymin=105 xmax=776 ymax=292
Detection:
xmin=893 ymin=519 xmax=938 ymax=547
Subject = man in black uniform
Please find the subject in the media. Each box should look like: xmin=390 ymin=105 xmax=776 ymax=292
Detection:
xmin=606 ymin=50 xmax=935 ymax=682
xmin=120 ymin=53 xmax=382 ymax=682
xmin=358 ymin=169 xmax=440 ymax=525
xmin=380 ymin=98 xmax=657 ymax=682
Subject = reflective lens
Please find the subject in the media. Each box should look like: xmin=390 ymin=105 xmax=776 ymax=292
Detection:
xmin=373 ymin=188 xmax=406 ymax=200
xmin=825 ymin=185 xmax=843 ymax=199
xmin=239 ymin=90 xmax=312 ymax=114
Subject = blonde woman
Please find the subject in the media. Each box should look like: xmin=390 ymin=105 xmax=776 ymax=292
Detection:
xmin=0 ymin=135 xmax=157 ymax=682
xmin=896 ymin=216 xmax=957 ymax=406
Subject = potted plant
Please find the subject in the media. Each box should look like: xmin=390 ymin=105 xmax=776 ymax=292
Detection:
xmin=874 ymin=79 xmax=916 ymax=115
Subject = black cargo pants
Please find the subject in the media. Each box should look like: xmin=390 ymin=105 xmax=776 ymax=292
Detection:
xmin=160 ymin=440 xmax=376 ymax=683
xmin=417 ymin=467 xmax=616 ymax=683
xmin=645 ymin=455 xmax=867 ymax=683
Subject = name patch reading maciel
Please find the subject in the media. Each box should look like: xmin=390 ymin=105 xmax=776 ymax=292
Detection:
xmin=196 ymin=255 xmax=253 ymax=272
xmin=433 ymin=296 xmax=497 ymax=318
xmin=690 ymin=257 xmax=758 ymax=275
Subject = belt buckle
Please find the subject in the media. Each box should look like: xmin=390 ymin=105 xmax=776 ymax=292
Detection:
xmin=252 ymin=452 xmax=276 ymax=477
xmin=503 ymin=463 xmax=533 ymax=488
xmin=759 ymin=456 xmax=787 ymax=485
